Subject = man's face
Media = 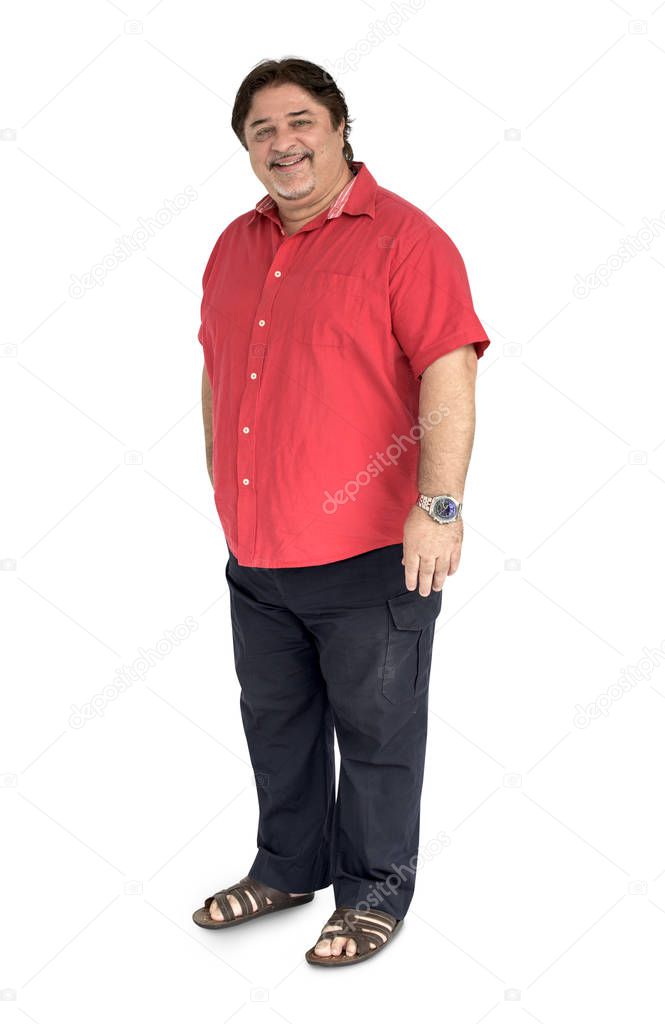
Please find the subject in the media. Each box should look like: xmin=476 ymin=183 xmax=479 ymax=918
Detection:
xmin=244 ymin=83 xmax=347 ymax=204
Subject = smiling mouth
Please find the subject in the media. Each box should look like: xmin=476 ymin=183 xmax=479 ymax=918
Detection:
xmin=272 ymin=154 xmax=309 ymax=173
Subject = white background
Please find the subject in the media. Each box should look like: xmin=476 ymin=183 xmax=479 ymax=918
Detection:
xmin=2 ymin=0 xmax=665 ymax=1019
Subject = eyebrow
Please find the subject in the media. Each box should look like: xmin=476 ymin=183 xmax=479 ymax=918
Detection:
xmin=247 ymin=109 xmax=314 ymax=130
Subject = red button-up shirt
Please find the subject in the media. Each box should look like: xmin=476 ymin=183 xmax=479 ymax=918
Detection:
xmin=198 ymin=160 xmax=490 ymax=568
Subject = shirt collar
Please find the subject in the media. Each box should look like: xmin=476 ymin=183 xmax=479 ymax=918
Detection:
xmin=248 ymin=160 xmax=376 ymax=226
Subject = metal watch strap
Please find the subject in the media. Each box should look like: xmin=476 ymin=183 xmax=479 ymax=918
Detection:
xmin=416 ymin=493 xmax=463 ymax=520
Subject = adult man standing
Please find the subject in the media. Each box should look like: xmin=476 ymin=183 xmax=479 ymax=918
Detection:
xmin=192 ymin=57 xmax=490 ymax=966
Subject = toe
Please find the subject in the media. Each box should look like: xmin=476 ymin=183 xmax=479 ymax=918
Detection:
xmin=345 ymin=938 xmax=357 ymax=957
xmin=313 ymin=922 xmax=341 ymax=957
xmin=209 ymin=899 xmax=222 ymax=921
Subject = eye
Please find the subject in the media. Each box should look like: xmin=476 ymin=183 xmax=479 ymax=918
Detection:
xmin=255 ymin=119 xmax=311 ymax=139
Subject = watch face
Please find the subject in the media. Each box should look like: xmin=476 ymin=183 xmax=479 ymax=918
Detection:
xmin=432 ymin=496 xmax=457 ymax=522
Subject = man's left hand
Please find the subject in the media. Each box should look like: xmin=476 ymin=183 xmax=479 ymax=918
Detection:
xmin=402 ymin=505 xmax=463 ymax=596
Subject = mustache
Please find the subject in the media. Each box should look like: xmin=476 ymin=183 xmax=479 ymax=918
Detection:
xmin=270 ymin=153 xmax=311 ymax=167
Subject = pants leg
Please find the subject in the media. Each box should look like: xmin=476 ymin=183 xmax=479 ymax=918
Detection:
xmin=278 ymin=543 xmax=442 ymax=921
xmin=225 ymin=553 xmax=335 ymax=894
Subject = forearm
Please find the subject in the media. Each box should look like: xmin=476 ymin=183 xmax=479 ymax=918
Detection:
xmin=201 ymin=365 xmax=214 ymax=488
xmin=417 ymin=344 xmax=478 ymax=498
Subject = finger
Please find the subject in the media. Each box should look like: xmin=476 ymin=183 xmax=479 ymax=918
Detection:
xmin=403 ymin=553 xmax=420 ymax=591
xmin=418 ymin=558 xmax=437 ymax=597
xmin=432 ymin=560 xmax=448 ymax=591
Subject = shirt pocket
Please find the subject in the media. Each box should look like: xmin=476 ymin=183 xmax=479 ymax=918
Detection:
xmin=290 ymin=270 xmax=365 ymax=346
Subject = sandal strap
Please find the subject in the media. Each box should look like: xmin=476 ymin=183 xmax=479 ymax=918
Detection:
xmin=243 ymin=875 xmax=303 ymax=904
xmin=318 ymin=906 xmax=398 ymax=952
xmin=228 ymin=883 xmax=255 ymax=916
xmin=206 ymin=874 xmax=307 ymax=920
xmin=333 ymin=906 xmax=398 ymax=930
xmin=208 ymin=878 xmax=264 ymax=919
xmin=205 ymin=891 xmax=232 ymax=921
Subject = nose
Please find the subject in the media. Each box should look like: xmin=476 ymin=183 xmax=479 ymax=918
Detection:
xmin=271 ymin=128 xmax=303 ymax=159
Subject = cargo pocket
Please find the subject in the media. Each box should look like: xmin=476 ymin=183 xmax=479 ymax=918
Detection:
xmin=381 ymin=588 xmax=443 ymax=704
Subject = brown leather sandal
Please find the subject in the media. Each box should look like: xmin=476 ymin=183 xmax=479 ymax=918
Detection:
xmin=192 ymin=874 xmax=314 ymax=929
xmin=305 ymin=906 xmax=402 ymax=966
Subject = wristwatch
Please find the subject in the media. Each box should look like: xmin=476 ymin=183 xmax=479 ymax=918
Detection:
xmin=416 ymin=493 xmax=463 ymax=524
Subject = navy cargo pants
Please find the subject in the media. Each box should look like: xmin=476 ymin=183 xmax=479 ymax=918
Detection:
xmin=224 ymin=540 xmax=442 ymax=921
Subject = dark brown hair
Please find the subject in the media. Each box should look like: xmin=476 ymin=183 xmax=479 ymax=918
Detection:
xmin=231 ymin=57 xmax=354 ymax=165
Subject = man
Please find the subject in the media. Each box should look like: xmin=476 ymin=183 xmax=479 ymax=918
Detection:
xmin=192 ymin=58 xmax=490 ymax=966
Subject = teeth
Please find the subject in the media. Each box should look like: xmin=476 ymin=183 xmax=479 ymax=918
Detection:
xmin=275 ymin=155 xmax=304 ymax=166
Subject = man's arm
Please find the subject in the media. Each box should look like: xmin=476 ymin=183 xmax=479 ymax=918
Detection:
xmin=418 ymin=343 xmax=477 ymax=501
xmin=201 ymin=364 xmax=214 ymax=489
xmin=402 ymin=343 xmax=478 ymax=595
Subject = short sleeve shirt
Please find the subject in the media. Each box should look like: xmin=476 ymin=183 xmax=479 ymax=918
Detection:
xmin=198 ymin=161 xmax=490 ymax=567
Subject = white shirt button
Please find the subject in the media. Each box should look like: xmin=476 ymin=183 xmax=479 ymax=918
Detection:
xmin=258 ymin=319 xmax=266 ymax=327
xmin=242 ymin=478 xmax=250 ymax=485
xmin=242 ymin=426 xmax=250 ymax=433
xmin=250 ymin=372 xmax=257 ymax=379
xmin=274 ymin=270 xmax=281 ymax=277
